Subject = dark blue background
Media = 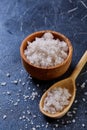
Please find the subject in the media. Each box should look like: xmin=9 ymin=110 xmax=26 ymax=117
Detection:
xmin=0 ymin=0 xmax=87 ymax=130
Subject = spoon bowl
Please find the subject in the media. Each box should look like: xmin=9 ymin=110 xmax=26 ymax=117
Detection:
xmin=39 ymin=77 xmax=76 ymax=118
xmin=39 ymin=51 xmax=87 ymax=118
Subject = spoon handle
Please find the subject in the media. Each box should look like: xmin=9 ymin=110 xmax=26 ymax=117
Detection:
xmin=71 ymin=50 xmax=87 ymax=80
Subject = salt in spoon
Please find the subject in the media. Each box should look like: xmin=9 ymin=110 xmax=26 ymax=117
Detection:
xmin=39 ymin=51 xmax=87 ymax=118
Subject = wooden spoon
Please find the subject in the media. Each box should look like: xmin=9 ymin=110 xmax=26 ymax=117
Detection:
xmin=39 ymin=51 xmax=87 ymax=118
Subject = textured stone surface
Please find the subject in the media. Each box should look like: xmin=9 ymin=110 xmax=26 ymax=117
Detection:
xmin=0 ymin=0 xmax=87 ymax=130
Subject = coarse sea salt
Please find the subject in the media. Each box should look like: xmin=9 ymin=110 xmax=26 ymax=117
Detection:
xmin=43 ymin=87 xmax=71 ymax=114
xmin=3 ymin=115 xmax=7 ymax=119
xmin=24 ymin=32 xmax=68 ymax=67
xmin=6 ymin=73 xmax=10 ymax=77
xmin=81 ymin=82 xmax=86 ymax=89
xmin=1 ymin=82 xmax=7 ymax=86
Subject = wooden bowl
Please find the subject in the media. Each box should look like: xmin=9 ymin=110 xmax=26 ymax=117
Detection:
xmin=20 ymin=30 xmax=73 ymax=80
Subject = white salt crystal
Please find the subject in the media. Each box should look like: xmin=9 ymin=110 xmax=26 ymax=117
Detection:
xmin=22 ymin=82 xmax=25 ymax=86
xmin=36 ymin=125 xmax=40 ymax=128
xmin=82 ymin=123 xmax=85 ymax=127
xmin=19 ymin=117 xmax=22 ymax=120
xmin=22 ymin=111 xmax=25 ymax=114
xmin=37 ymin=84 xmax=39 ymax=87
xmin=27 ymin=110 xmax=31 ymax=115
xmin=30 ymin=92 xmax=38 ymax=100
xmin=73 ymin=110 xmax=76 ymax=114
xmin=17 ymin=99 xmax=20 ymax=102
xmin=3 ymin=115 xmax=7 ymax=119
xmin=32 ymin=128 xmax=36 ymax=130
xmin=23 ymin=95 xmax=29 ymax=100
xmin=7 ymin=91 xmax=11 ymax=95
xmin=43 ymin=32 xmax=54 ymax=39
xmin=82 ymin=98 xmax=86 ymax=102
xmin=22 ymin=115 xmax=26 ymax=119
xmin=11 ymin=80 xmax=18 ymax=85
xmin=84 ymin=92 xmax=87 ymax=95
xmin=43 ymin=87 xmax=71 ymax=114
xmin=24 ymin=32 xmax=68 ymax=67
xmin=6 ymin=73 xmax=10 ymax=77
xmin=33 ymin=115 xmax=36 ymax=118
xmin=14 ymin=102 xmax=18 ymax=106
xmin=19 ymin=79 xmax=22 ymax=83
xmin=74 ymin=100 xmax=78 ymax=103
xmin=55 ymin=124 xmax=58 ymax=127
xmin=1 ymin=82 xmax=7 ymax=86
xmin=81 ymin=82 xmax=86 ymax=89
xmin=72 ymin=119 xmax=76 ymax=123
xmin=67 ymin=111 xmax=73 ymax=117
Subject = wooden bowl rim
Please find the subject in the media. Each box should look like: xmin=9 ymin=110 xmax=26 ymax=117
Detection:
xmin=20 ymin=30 xmax=73 ymax=70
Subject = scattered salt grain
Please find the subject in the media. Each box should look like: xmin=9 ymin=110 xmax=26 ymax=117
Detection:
xmin=32 ymin=128 xmax=36 ymax=130
xmin=81 ymin=82 xmax=86 ymax=89
xmin=67 ymin=111 xmax=73 ymax=117
xmin=7 ymin=91 xmax=11 ymax=95
xmin=36 ymin=84 xmax=39 ymax=87
xmin=22 ymin=82 xmax=25 ymax=86
xmin=28 ymin=75 xmax=32 ymax=79
xmin=55 ymin=124 xmax=58 ymax=127
xmin=28 ymin=87 xmax=31 ymax=90
xmin=17 ymin=99 xmax=20 ymax=102
xmin=82 ymin=98 xmax=86 ymax=102
xmin=10 ymin=109 xmax=13 ymax=112
xmin=61 ymin=121 xmax=65 ymax=125
xmin=72 ymin=119 xmax=76 ymax=123
xmin=19 ymin=79 xmax=22 ymax=83
xmin=82 ymin=123 xmax=85 ymax=127
xmin=24 ymin=32 xmax=68 ymax=67
xmin=6 ymin=73 xmax=10 ymax=77
xmin=23 ymin=95 xmax=29 ymax=100
xmin=11 ymin=80 xmax=18 ymax=85
xmin=85 ymin=110 xmax=87 ymax=114
xmin=26 ymin=117 xmax=30 ymax=121
xmin=36 ymin=125 xmax=40 ymax=128
xmin=22 ymin=111 xmax=26 ymax=114
xmin=25 ymin=124 xmax=28 ymax=128
xmin=45 ymin=122 xmax=49 ymax=128
xmin=9 ymin=99 xmax=14 ymax=103
xmin=30 ymin=92 xmax=38 ymax=100
xmin=74 ymin=100 xmax=78 ymax=103
xmin=73 ymin=110 xmax=76 ymax=114
xmin=73 ymin=107 xmax=77 ymax=110
xmin=33 ymin=115 xmax=37 ymax=118
xmin=1 ymin=82 xmax=7 ymax=86
xmin=84 ymin=92 xmax=87 ymax=95
xmin=43 ymin=87 xmax=71 ymax=114
xmin=22 ymin=115 xmax=26 ymax=119
xmin=3 ymin=115 xmax=7 ymax=120
xmin=19 ymin=117 xmax=22 ymax=120
xmin=14 ymin=102 xmax=18 ymax=106
xmin=66 ymin=120 xmax=70 ymax=124
xmin=30 ymin=120 xmax=34 ymax=125
xmin=33 ymin=88 xmax=35 ymax=91
xmin=27 ymin=110 xmax=31 ymax=115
